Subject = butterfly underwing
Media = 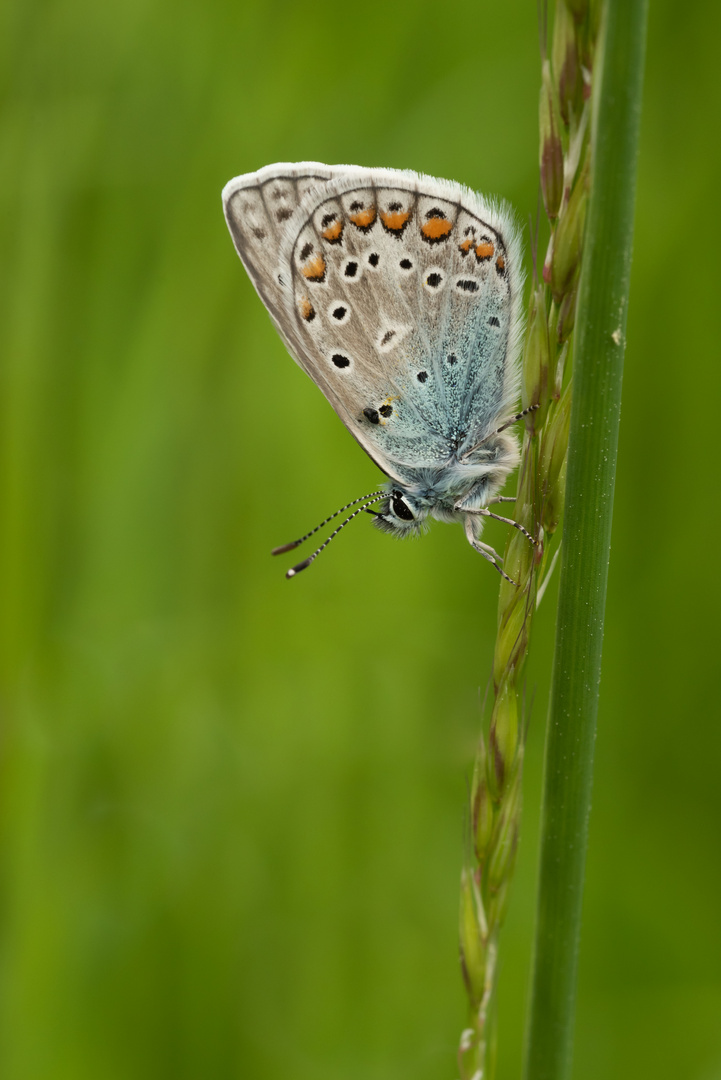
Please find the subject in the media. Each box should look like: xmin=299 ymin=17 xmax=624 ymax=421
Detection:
xmin=222 ymin=162 xmax=534 ymax=578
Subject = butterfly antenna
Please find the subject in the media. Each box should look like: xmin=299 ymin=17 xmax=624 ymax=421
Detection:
xmin=285 ymin=496 xmax=387 ymax=579
xmin=271 ymin=491 xmax=387 ymax=556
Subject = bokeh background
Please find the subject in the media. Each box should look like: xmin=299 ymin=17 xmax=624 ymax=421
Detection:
xmin=2 ymin=1 xmax=720 ymax=1077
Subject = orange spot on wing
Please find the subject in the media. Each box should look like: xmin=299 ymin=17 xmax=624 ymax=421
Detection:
xmin=421 ymin=217 xmax=453 ymax=240
xmin=380 ymin=208 xmax=411 ymax=231
xmin=301 ymin=252 xmax=326 ymax=280
xmin=349 ymin=206 xmax=376 ymax=228
xmin=459 ymin=237 xmax=474 ymax=254
xmin=321 ymin=219 xmax=343 ymax=242
xmin=496 ymin=255 xmax=505 ymax=272
xmin=299 ymin=297 xmax=315 ymax=321
xmin=475 ymin=242 xmax=494 ymax=260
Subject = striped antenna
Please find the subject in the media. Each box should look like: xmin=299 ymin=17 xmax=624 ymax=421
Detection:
xmin=271 ymin=491 xmax=388 ymax=556
xmin=284 ymin=495 xmax=388 ymax=579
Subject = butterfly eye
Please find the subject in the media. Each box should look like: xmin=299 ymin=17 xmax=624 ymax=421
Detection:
xmin=391 ymin=494 xmax=415 ymax=521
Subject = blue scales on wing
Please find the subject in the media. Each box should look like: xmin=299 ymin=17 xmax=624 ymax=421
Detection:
xmin=278 ymin=169 xmax=523 ymax=481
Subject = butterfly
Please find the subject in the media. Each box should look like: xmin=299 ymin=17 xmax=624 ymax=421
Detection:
xmin=222 ymin=163 xmax=536 ymax=580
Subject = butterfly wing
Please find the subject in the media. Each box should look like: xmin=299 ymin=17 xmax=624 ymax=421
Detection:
xmin=223 ymin=164 xmax=524 ymax=483
xmin=222 ymin=162 xmax=337 ymax=373
xmin=223 ymin=162 xmax=403 ymax=479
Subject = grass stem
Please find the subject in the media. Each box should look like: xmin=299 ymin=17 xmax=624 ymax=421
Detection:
xmin=523 ymin=3 xmax=649 ymax=1078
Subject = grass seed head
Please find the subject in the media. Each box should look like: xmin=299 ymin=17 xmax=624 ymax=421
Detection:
xmin=473 ymin=772 xmax=494 ymax=864
xmin=487 ymin=767 xmax=522 ymax=896
xmin=557 ymin=278 xmax=579 ymax=343
xmin=489 ymin=678 xmax=519 ymax=796
xmin=459 ymin=867 xmax=487 ymax=1005
xmin=550 ymin=160 xmax=589 ymax=302
xmin=523 ymin=286 xmax=551 ymax=429
xmin=552 ymin=0 xmax=583 ymax=126
xmin=539 ymin=60 xmax=564 ymax=221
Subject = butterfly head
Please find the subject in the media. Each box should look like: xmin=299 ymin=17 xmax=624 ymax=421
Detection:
xmin=370 ymin=490 xmax=427 ymax=538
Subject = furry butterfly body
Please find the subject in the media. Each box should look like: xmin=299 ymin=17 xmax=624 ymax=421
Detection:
xmin=222 ymin=163 xmax=531 ymax=576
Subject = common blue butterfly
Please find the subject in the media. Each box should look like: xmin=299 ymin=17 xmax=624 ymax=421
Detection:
xmin=222 ymin=164 xmax=536 ymax=579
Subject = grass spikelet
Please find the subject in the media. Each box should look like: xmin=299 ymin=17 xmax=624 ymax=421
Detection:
xmin=457 ymin=2 xmax=604 ymax=1074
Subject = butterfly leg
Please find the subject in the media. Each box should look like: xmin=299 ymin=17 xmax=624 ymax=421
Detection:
xmin=492 ymin=403 xmax=540 ymax=436
xmin=460 ymin=506 xmax=537 ymax=546
xmin=472 ymin=541 xmax=517 ymax=586
xmin=464 ymin=516 xmax=517 ymax=585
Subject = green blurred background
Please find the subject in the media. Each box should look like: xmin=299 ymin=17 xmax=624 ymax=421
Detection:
xmin=2 ymin=1 xmax=720 ymax=1077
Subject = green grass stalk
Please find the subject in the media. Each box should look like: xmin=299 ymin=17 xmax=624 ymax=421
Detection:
xmin=522 ymin=2 xmax=648 ymax=1079
xmin=458 ymin=4 xmax=598 ymax=1074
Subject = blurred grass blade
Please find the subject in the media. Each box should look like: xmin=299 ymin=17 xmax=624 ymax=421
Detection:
xmin=523 ymin=2 xmax=649 ymax=1079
